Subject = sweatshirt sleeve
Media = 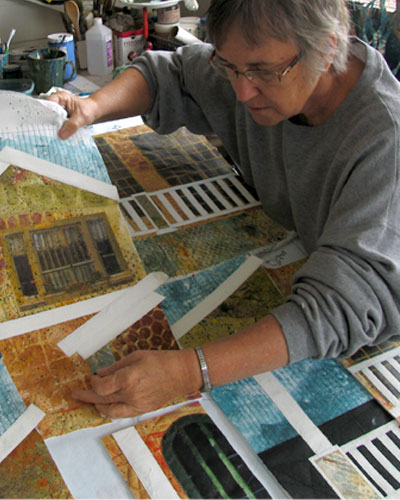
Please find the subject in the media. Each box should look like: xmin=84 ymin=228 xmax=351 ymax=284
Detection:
xmin=131 ymin=43 xmax=222 ymax=136
xmin=273 ymin=120 xmax=400 ymax=363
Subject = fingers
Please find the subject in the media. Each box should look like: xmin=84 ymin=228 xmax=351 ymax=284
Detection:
xmin=58 ymin=119 xmax=80 ymax=140
xmin=46 ymin=91 xmax=95 ymax=140
xmin=71 ymin=387 xmax=122 ymax=405
xmin=46 ymin=91 xmax=71 ymax=106
xmin=70 ymin=351 xmax=183 ymax=418
xmin=90 ymin=371 xmax=123 ymax=396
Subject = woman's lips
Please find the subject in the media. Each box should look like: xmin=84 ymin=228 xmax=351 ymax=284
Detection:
xmin=248 ymin=104 xmax=269 ymax=113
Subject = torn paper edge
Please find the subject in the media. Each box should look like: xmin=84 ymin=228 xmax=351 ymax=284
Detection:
xmin=171 ymin=255 xmax=262 ymax=341
xmin=0 ymin=147 xmax=118 ymax=200
xmin=113 ymin=426 xmax=180 ymax=499
xmin=254 ymin=372 xmax=332 ymax=455
xmin=0 ymin=404 xmax=45 ymax=464
xmin=58 ymin=272 xmax=169 ymax=359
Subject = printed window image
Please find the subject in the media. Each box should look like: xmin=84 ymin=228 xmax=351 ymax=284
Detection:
xmin=162 ymin=414 xmax=268 ymax=498
xmin=4 ymin=215 xmax=129 ymax=309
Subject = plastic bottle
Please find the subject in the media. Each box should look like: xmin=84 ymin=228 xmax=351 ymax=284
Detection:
xmin=86 ymin=17 xmax=114 ymax=76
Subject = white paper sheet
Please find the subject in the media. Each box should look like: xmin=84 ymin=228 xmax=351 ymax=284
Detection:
xmin=113 ymin=427 xmax=180 ymax=499
xmin=45 ymin=399 xmax=201 ymax=499
xmin=45 ymin=419 xmax=137 ymax=499
xmin=0 ymin=91 xmax=112 ymax=183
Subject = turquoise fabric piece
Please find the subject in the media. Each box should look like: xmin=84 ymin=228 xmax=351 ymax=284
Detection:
xmin=0 ymin=354 xmax=26 ymax=436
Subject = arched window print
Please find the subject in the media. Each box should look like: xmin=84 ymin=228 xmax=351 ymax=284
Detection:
xmin=162 ymin=413 xmax=269 ymax=499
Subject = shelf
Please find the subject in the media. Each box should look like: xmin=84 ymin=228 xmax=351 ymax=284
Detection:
xmin=22 ymin=0 xmax=64 ymax=12
xmin=118 ymin=0 xmax=180 ymax=9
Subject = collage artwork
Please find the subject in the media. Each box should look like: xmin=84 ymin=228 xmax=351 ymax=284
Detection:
xmin=0 ymin=93 xmax=400 ymax=499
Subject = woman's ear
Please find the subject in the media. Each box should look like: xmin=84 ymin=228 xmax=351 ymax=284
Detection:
xmin=325 ymin=34 xmax=338 ymax=71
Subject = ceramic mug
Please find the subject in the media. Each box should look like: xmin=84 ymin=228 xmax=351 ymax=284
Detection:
xmin=27 ymin=48 xmax=76 ymax=94
xmin=0 ymin=52 xmax=9 ymax=79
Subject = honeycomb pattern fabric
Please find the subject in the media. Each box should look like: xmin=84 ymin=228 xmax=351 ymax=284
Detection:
xmin=111 ymin=306 xmax=179 ymax=361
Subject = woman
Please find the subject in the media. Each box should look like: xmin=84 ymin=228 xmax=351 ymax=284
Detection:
xmin=49 ymin=0 xmax=400 ymax=418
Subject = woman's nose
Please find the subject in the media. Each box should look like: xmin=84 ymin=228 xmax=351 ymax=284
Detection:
xmin=231 ymin=74 xmax=261 ymax=102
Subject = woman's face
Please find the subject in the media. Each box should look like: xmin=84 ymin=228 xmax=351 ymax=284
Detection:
xmin=215 ymin=25 xmax=324 ymax=126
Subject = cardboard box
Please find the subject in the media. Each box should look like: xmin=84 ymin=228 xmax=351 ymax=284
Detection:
xmin=113 ymin=29 xmax=145 ymax=66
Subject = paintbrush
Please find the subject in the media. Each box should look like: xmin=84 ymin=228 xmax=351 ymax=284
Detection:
xmin=49 ymin=34 xmax=67 ymax=58
xmin=4 ymin=28 xmax=16 ymax=54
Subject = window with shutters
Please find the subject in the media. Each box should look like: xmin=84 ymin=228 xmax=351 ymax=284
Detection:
xmin=4 ymin=215 xmax=131 ymax=310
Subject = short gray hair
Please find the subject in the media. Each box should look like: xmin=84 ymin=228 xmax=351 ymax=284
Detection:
xmin=206 ymin=0 xmax=351 ymax=75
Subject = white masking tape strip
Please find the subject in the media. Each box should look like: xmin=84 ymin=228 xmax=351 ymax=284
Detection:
xmin=346 ymin=346 xmax=400 ymax=373
xmin=171 ymin=256 xmax=263 ymax=341
xmin=348 ymin=447 xmax=393 ymax=494
xmin=170 ymin=190 xmax=196 ymax=219
xmin=206 ymin=181 xmax=232 ymax=209
xmin=123 ymin=200 xmax=150 ymax=231
xmin=362 ymin=367 xmax=400 ymax=408
xmin=0 ymin=147 xmax=119 ymax=200
xmin=156 ymin=192 xmax=184 ymax=223
xmin=194 ymin=185 xmax=220 ymax=212
xmin=0 ymin=404 xmax=45 ymax=464
xmin=216 ymin=178 xmax=243 ymax=206
xmin=113 ymin=426 xmax=180 ymax=499
xmin=0 ymin=289 xmax=127 ymax=340
xmin=58 ymin=272 xmax=168 ymax=359
xmin=254 ymin=372 xmax=332 ymax=455
xmin=181 ymin=187 xmax=208 ymax=216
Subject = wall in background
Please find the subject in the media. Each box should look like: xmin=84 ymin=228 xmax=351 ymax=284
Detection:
xmin=0 ymin=0 xmax=65 ymax=45
xmin=0 ymin=0 xmax=211 ymax=45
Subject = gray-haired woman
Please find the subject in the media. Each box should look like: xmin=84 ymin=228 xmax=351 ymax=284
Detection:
xmin=49 ymin=0 xmax=400 ymax=418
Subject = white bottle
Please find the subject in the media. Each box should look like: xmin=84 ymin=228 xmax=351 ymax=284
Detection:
xmin=86 ymin=17 xmax=114 ymax=75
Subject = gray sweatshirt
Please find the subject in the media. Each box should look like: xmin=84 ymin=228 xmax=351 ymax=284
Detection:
xmin=132 ymin=39 xmax=400 ymax=363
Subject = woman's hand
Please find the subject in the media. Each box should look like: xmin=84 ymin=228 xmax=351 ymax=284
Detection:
xmin=72 ymin=349 xmax=202 ymax=418
xmin=47 ymin=91 xmax=99 ymax=139
xmin=47 ymin=68 xmax=152 ymax=141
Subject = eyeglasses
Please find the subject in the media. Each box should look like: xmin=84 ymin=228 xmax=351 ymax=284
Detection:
xmin=209 ymin=50 xmax=302 ymax=86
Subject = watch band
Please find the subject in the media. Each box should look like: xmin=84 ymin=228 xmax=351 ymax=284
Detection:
xmin=195 ymin=347 xmax=213 ymax=392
